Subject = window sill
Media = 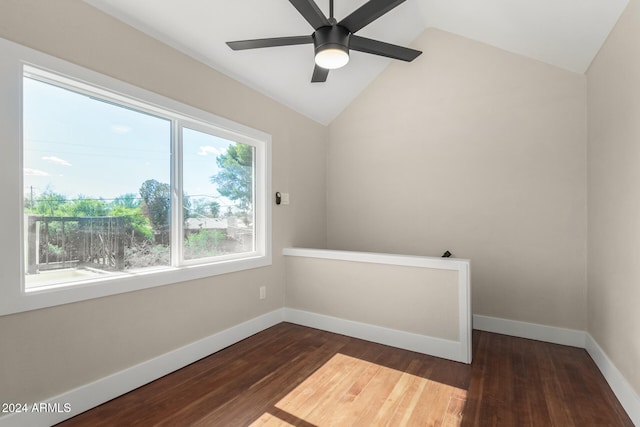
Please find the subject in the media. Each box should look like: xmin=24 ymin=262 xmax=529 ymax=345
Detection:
xmin=0 ymin=254 xmax=271 ymax=316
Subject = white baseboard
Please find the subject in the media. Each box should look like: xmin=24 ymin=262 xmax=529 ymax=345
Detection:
xmin=0 ymin=309 xmax=285 ymax=427
xmin=473 ymin=314 xmax=639 ymax=426
xmin=473 ymin=314 xmax=586 ymax=347
xmin=585 ymin=333 xmax=640 ymax=426
xmin=284 ymin=308 xmax=468 ymax=364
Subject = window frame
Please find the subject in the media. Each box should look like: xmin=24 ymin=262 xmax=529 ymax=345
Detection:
xmin=0 ymin=37 xmax=272 ymax=316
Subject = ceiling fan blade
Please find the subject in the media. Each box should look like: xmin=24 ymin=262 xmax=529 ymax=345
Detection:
xmin=226 ymin=35 xmax=313 ymax=50
xmin=338 ymin=0 xmax=407 ymax=33
xmin=350 ymin=35 xmax=421 ymax=61
xmin=311 ymin=64 xmax=329 ymax=83
xmin=289 ymin=0 xmax=330 ymax=30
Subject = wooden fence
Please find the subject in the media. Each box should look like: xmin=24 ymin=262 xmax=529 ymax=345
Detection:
xmin=26 ymin=215 xmax=126 ymax=274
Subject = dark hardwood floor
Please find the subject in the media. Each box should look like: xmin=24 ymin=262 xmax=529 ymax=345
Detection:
xmin=57 ymin=323 xmax=633 ymax=426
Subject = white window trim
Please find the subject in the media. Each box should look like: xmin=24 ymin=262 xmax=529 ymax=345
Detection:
xmin=0 ymin=37 xmax=272 ymax=316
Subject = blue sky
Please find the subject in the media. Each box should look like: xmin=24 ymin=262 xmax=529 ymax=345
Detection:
xmin=23 ymin=77 xmax=232 ymax=207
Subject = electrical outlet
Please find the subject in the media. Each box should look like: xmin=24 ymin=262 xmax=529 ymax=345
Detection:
xmin=259 ymin=285 xmax=266 ymax=300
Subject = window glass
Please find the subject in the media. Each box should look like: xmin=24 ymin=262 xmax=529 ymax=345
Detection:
xmin=23 ymin=76 xmax=172 ymax=289
xmin=182 ymin=127 xmax=255 ymax=262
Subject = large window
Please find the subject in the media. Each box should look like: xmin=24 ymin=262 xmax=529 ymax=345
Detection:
xmin=0 ymin=36 xmax=271 ymax=315
xmin=22 ymin=67 xmax=270 ymax=291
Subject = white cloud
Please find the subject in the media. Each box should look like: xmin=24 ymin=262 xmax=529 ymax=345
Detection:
xmin=111 ymin=124 xmax=132 ymax=134
xmin=198 ymin=145 xmax=224 ymax=156
xmin=24 ymin=168 xmax=49 ymax=176
xmin=42 ymin=156 xmax=72 ymax=166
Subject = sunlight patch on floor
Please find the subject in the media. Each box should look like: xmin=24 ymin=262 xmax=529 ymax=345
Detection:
xmin=249 ymin=412 xmax=297 ymax=427
xmin=250 ymin=353 xmax=467 ymax=427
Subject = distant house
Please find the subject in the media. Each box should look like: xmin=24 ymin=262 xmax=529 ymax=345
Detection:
xmin=185 ymin=216 xmax=253 ymax=250
xmin=185 ymin=217 xmax=228 ymax=232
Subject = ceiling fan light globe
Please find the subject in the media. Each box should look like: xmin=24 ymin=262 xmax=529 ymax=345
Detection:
xmin=315 ymin=47 xmax=349 ymax=69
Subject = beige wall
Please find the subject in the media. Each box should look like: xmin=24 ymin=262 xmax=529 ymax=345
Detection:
xmin=328 ymin=29 xmax=588 ymax=330
xmin=587 ymin=0 xmax=640 ymax=396
xmin=0 ymin=0 xmax=327 ymax=403
xmin=285 ymin=256 xmax=459 ymax=340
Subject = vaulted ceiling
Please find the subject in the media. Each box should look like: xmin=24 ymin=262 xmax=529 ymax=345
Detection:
xmin=85 ymin=0 xmax=628 ymax=125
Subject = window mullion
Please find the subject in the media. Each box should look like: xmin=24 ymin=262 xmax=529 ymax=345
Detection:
xmin=171 ymin=121 xmax=183 ymax=267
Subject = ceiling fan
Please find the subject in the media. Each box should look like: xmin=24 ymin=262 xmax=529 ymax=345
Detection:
xmin=226 ymin=0 xmax=422 ymax=83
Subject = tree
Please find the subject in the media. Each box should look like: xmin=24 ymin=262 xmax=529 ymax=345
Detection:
xmin=113 ymin=193 xmax=140 ymax=209
xmin=189 ymin=198 xmax=213 ymax=217
xmin=210 ymin=143 xmax=253 ymax=211
xmin=33 ymin=190 xmax=67 ymax=216
xmin=139 ymin=179 xmax=170 ymax=235
xmin=111 ymin=205 xmax=153 ymax=243
xmin=66 ymin=196 xmax=109 ymax=217
xmin=209 ymin=201 xmax=221 ymax=218
xmin=183 ymin=194 xmax=192 ymax=222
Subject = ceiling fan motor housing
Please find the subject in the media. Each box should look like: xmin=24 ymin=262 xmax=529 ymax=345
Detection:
xmin=313 ymin=25 xmax=351 ymax=58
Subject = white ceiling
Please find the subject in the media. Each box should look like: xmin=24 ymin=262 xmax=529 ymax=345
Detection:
xmin=85 ymin=0 xmax=628 ymax=125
